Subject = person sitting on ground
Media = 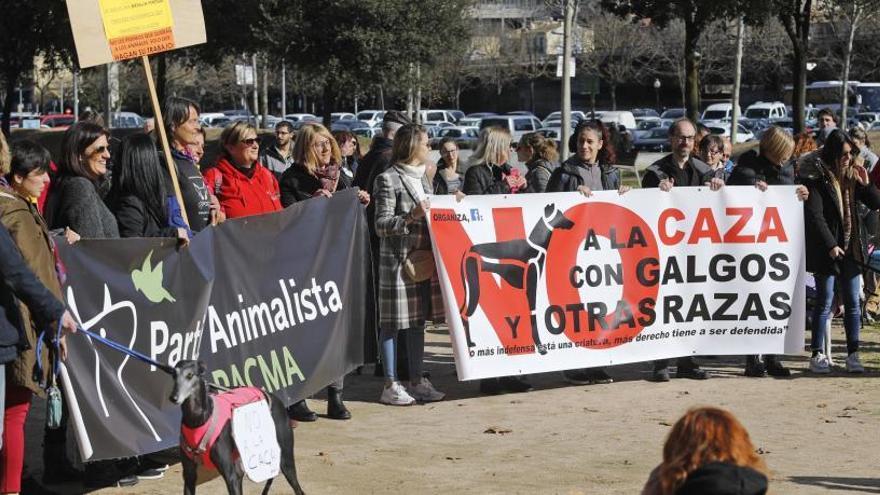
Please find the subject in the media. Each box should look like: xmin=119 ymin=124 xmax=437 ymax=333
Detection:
xmin=110 ymin=134 xmax=190 ymax=242
xmin=44 ymin=122 xmax=119 ymax=239
xmin=517 ymin=132 xmax=558 ymax=193
xmin=729 ymin=126 xmax=808 ymax=378
xmin=433 ymin=137 xmax=463 ymax=195
xmin=204 ymin=121 xmax=282 ymax=220
xmin=642 ymin=407 xmax=769 ymax=495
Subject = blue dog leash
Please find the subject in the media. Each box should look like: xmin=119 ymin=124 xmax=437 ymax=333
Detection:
xmin=76 ymin=325 xmax=175 ymax=374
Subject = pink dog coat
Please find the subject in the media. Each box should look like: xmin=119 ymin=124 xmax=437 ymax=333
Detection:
xmin=180 ymin=387 xmax=268 ymax=470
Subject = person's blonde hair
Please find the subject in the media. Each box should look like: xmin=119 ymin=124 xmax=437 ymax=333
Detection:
xmin=469 ymin=126 xmax=512 ymax=168
xmin=219 ymin=121 xmax=258 ymax=161
xmin=655 ymin=407 xmax=768 ymax=495
xmin=759 ymin=126 xmax=795 ymax=166
xmin=390 ymin=124 xmax=427 ymax=165
xmin=292 ymin=123 xmax=341 ymax=176
xmin=0 ymin=131 xmax=10 ymax=176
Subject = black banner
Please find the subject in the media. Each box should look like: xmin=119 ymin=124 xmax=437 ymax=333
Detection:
xmin=57 ymin=190 xmax=368 ymax=460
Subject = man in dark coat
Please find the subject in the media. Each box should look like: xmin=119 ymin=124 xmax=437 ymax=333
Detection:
xmin=641 ymin=119 xmax=723 ymax=382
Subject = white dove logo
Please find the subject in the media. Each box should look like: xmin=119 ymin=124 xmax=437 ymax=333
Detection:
xmin=131 ymin=251 xmax=176 ymax=303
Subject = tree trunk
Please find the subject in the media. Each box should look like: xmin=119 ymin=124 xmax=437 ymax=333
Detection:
xmin=731 ymin=17 xmax=745 ymax=145
xmin=261 ymin=53 xmax=269 ymax=129
xmin=792 ymin=44 xmax=807 ymax=134
xmin=684 ymin=19 xmax=702 ymax=122
xmin=529 ymin=79 xmax=535 ymax=113
xmin=840 ymin=6 xmax=860 ymax=127
xmin=322 ymin=86 xmax=333 ymax=128
xmin=455 ymin=82 xmax=461 ymax=110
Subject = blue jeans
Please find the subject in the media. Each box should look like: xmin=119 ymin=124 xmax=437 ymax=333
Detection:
xmin=380 ymin=326 xmax=425 ymax=382
xmin=811 ymin=263 xmax=861 ymax=354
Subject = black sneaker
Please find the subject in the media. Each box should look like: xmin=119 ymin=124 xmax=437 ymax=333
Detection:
xmin=499 ymin=376 xmax=533 ymax=393
xmin=651 ymin=368 xmax=671 ymax=382
xmin=765 ymin=357 xmax=791 ymax=377
xmin=676 ymin=367 xmax=710 ymax=380
xmin=744 ymin=356 xmax=766 ymax=378
xmin=563 ymin=368 xmax=613 ymax=385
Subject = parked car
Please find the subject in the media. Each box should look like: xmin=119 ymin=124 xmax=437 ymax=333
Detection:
xmin=706 ymin=123 xmax=754 ymax=143
xmin=856 ymin=112 xmax=880 ymax=126
xmin=542 ymin=110 xmax=587 ymax=127
xmin=660 ymin=108 xmax=686 ymax=127
xmin=507 ymin=111 xmax=537 ymax=117
xmin=597 ymin=110 xmax=637 ymax=130
xmin=633 ymin=127 xmax=671 ymax=152
xmin=40 ymin=114 xmax=75 ymax=129
xmin=419 ymin=109 xmax=458 ymax=126
xmin=633 ymin=118 xmax=663 ymax=139
xmin=430 ymin=126 xmax=480 ymax=149
xmin=480 ymin=115 xmax=544 ymax=142
xmin=112 ymin=112 xmax=145 ymax=129
xmin=284 ymin=113 xmax=318 ymax=123
xmin=355 ymin=110 xmax=387 ymax=128
xmin=631 ymin=108 xmax=660 ymax=119
xmin=425 ymin=122 xmax=455 ymax=138
xmin=331 ymin=112 xmax=356 ymax=122
xmin=331 ymin=119 xmax=371 ymax=132
xmin=701 ymin=103 xmax=741 ymax=124
xmin=199 ymin=112 xmax=226 ymax=127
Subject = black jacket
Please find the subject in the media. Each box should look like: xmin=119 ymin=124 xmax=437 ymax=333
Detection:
xmin=524 ymin=159 xmax=557 ymax=193
xmin=546 ymin=156 xmax=619 ymax=193
xmin=800 ymin=152 xmax=880 ymax=275
xmin=728 ymin=149 xmax=795 ymax=186
xmin=44 ymin=175 xmax=119 ymax=238
xmin=641 ymin=154 xmax=714 ymax=189
xmin=353 ymin=136 xmax=393 ymax=193
xmin=113 ymin=195 xmax=179 ymax=238
xmin=675 ymin=462 xmax=768 ymax=495
xmin=463 ymin=163 xmax=515 ymax=195
xmin=279 ymin=164 xmax=354 ymax=207
xmin=0 ymin=223 xmax=65 ymax=364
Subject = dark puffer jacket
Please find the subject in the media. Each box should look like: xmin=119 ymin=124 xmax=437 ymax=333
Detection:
xmin=728 ymin=149 xmax=795 ymax=186
xmin=546 ymin=155 xmax=620 ymax=192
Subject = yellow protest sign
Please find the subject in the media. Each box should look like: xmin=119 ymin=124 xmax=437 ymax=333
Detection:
xmin=65 ymin=0 xmax=205 ymax=68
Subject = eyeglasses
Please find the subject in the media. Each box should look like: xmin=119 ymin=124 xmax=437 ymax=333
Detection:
xmin=241 ymin=137 xmax=260 ymax=146
xmin=675 ymin=135 xmax=695 ymax=142
xmin=440 ymin=148 xmax=458 ymax=155
xmin=707 ymin=149 xmax=722 ymax=155
xmin=313 ymin=140 xmax=332 ymax=149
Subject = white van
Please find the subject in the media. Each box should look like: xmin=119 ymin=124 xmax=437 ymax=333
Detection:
xmin=701 ymin=103 xmax=741 ymax=123
xmin=744 ymin=101 xmax=787 ymax=122
xmin=479 ymin=115 xmax=544 ymax=142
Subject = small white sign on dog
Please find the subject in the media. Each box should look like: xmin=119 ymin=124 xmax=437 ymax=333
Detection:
xmin=231 ymin=400 xmax=281 ymax=483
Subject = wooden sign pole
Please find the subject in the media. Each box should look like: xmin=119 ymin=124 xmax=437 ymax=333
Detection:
xmin=141 ymin=55 xmax=190 ymax=228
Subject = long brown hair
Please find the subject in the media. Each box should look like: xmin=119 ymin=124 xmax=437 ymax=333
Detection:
xmin=520 ymin=132 xmax=558 ymax=163
xmin=656 ymin=407 xmax=767 ymax=495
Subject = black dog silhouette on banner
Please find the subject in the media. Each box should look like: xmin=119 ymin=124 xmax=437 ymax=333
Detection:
xmin=459 ymin=204 xmax=576 ymax=354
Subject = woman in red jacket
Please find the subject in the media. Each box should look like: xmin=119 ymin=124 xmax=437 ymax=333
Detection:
xmin=204 ymin=122 xmax=281 ymax=219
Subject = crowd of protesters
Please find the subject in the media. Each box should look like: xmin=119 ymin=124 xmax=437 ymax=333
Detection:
xmin=0 ymin=98 xmax=878 ymax=491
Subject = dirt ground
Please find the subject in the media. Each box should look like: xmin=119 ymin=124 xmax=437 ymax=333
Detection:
xmin=21 ymin=323 xmax=880 ymax=495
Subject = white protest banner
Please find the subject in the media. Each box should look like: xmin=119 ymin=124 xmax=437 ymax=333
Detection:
xmin=232 ymin=400 xmax=281 ymax=483
xmin=65 ymin=0 xmax=206 ymax=68
xmin=427 ymin=186 xmax=806 ymax=381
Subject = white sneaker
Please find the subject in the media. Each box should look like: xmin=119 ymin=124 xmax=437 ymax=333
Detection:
xmin=408 ymin=377 xmax=446 ymax=402
xmin=380 ymin=381 xmax=416 ymax=406
xmin=846 ymin=352 xmax=865 ymax=373
xmin=810 ymin=352 xmax=831 ymax=374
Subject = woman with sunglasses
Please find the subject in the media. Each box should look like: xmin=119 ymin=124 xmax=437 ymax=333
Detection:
xmin=800 ymin=129 xmax=880 ymax=374
xmin=203 ymin=121 xmax=281 ymax=219
xmin=44 ymin=122 xmax=119 ymax=238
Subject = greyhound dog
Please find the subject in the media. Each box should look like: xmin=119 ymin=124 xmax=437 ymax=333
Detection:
xmin=459 ymin=204 xmax=576 ymax=353
xmin=170 ymin=360 xmax=305 ymax=495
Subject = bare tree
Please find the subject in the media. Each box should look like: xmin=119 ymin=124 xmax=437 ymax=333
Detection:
xmin=580 ymin=11 xmax=656 ymax=110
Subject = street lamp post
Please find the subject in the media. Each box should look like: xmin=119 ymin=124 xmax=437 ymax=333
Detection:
xmin=653 ymin=78 xmax=661 ymax=112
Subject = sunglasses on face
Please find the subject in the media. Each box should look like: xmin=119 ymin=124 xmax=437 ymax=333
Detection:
xmin=241 ymin=137 xmax=260 ymax=146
